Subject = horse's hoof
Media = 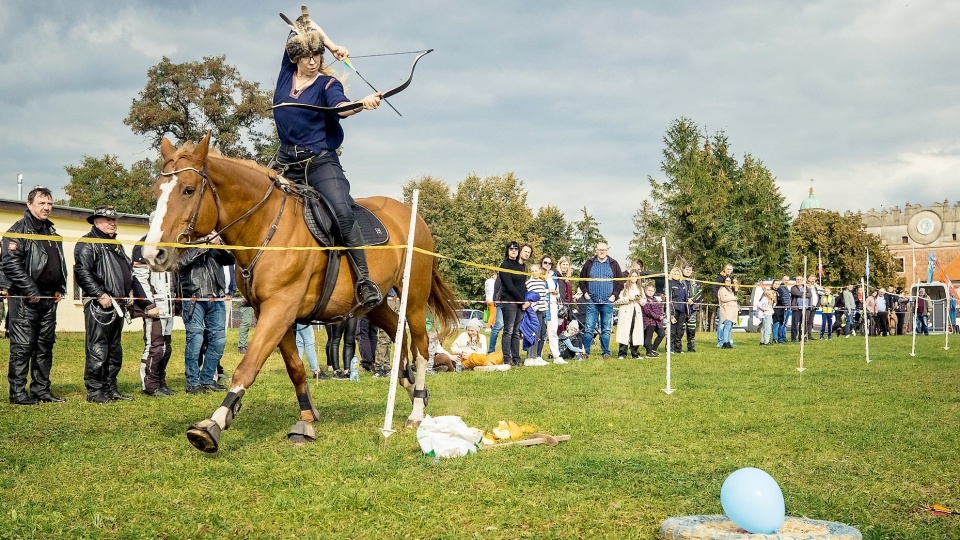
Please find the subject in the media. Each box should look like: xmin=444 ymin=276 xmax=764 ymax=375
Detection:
xmin=186 ymin=419 xmax=221 ymax=453
xmin=287 ymin=420 xmax=316 ymax=444
xmin=405 ymin=418 xmax=423 ymax=429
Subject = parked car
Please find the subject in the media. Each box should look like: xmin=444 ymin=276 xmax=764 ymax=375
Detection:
xmin=456 ymin=309 xmax=485 ymax=329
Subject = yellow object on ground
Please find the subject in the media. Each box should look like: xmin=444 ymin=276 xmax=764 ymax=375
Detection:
xmin=462 ymin=351 xmax=504 ymax=369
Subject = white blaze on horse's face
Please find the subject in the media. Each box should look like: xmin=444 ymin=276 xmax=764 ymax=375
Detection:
xmin=142 ymin=177 xmax=178 ymax=265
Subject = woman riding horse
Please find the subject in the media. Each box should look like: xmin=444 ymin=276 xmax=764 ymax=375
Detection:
xmin=273 ymin=10 xmax=382 ymax=309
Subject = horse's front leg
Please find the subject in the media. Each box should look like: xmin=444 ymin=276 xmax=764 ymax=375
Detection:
xmin=277 ymin=327 xmax=320 ymax=445
xmin=186 ymin=302 xmax=297 ymax=453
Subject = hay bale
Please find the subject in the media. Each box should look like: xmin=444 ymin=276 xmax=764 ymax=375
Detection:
xmin=659 ymin=515 xmax=861 ymax=539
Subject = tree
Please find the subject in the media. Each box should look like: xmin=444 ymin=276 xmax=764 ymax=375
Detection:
xmin=401 ymin=172 xmax=539 ymax=299
xmin=628 ymin=199 xmax=665 ymax=270
xmin=649 ymin=119 xmax=734 ymax=275
xmin=649 ymin=117 xmax=792 ymax=288
xmin=529 ymin=205 xmax=572 ymax=264
xmin=125 ymin=56 xmax=273 ymax=160
xmin=791 ymin=210 xmax=897 ymax=287
xmin=569 ymin=207 xmax=605 ymax=269
xmin=64 ymin=155 xmax=159 ymax=214
xmin=727 ymin=154 xmax=793 ymax=284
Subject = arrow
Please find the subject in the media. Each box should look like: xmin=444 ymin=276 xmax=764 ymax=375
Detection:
xmin=342 ymin=57 xmax=402 ymax=117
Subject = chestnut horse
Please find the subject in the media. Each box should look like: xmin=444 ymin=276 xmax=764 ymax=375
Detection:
xmin=142 ymin=133 xmax=459 ymax=453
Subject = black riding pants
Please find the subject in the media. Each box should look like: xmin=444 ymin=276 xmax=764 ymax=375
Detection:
xmin=83 ymin=302 xmax=125 ymax=393
xmin=7 ymin=297 xmax=58 ymax=399
xmin=277 ymin=147 xmax=359 ymax=243
xmin=325 ymin=317 xmax=358 ymax=372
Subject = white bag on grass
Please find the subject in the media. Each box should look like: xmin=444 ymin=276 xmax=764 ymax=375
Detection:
xmin=416 ymin=415 xmax=483 ymax=458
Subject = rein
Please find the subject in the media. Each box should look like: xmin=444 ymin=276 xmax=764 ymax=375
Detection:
xmin=161 ymin=164 xmax=278 ymax=246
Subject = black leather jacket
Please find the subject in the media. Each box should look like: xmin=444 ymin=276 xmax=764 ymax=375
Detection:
xmin=75 ymin=227 xmax=149 ymax=309
xmin=1 ymin=211 xmax=68 ymax=296
xmin=177 ymin=247 xmax=235 ymax=298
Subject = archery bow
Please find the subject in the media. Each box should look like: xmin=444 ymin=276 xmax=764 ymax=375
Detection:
xmin=272 ymin=49 xmax=433 ymax=115
xmin=342 ymin=57 xmax=402 ymax=117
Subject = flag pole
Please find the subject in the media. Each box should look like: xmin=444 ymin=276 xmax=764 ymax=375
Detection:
xmin=798 ymin=256 xmax=807 ymax=373
xmin=662 ymin=237 xmax=674 ymax=395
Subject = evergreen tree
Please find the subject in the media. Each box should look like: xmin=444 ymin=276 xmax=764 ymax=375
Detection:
xmin=627 ymin=199 xmax=665 ymax=270
xmin=569 ymin=207 xmax=605 ymax=269
xmin=529 ymin=205 xmax=572 ymax=264
xmin=649 ymin=117 xmax=792 ymax=288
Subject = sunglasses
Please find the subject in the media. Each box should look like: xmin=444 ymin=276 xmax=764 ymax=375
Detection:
xmin=542 ymin=260 xmax=553 ymax=265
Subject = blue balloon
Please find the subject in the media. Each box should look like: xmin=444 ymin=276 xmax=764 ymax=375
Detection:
xmin=720 ymin=467 xmax=786 ymax=534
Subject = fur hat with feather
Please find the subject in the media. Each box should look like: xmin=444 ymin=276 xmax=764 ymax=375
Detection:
xmin=282 ymin=5 xmax=324 ymax=61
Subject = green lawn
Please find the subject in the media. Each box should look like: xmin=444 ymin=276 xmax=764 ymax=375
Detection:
xmin=1 ymin=330 xmax=958 ymax=539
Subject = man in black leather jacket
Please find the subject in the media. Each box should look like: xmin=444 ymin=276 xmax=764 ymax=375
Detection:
xmin=177 ymin=235 xmax=235 ymax=393
xmin=1 ymin=187 xmax=68 ymax=405
xmin=75 ymin=206 xmax=156 ymax=403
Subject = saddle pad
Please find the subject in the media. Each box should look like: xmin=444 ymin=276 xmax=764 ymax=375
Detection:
xmin=303 ymin=198 xmax=390 ymax=248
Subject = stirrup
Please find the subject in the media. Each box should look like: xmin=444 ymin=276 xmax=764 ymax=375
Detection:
xmin=355 ymin=278 xmax=383 ymax=309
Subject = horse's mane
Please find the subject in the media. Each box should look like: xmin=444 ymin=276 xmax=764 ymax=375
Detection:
xmin=175 ymin=142 xmax=277 ymax=181
xmin=210 ymin=153 xmax=278 ymax=181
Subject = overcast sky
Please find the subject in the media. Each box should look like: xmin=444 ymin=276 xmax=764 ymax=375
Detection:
xmin=1 ymin=0 xmax=957 ymax=264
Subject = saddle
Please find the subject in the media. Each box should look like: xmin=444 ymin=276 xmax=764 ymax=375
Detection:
xmin=302 ymin=196 xmax=389 ymax=249
xmin=276 ymin=175 xmax=389 ymax=324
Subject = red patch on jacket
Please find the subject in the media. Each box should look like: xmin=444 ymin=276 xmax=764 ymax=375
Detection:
xmin=7 ymin=241 xmax=17 ymax=251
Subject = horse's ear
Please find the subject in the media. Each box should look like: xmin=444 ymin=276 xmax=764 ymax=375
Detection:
xmin=160 ymin=137 xmax=176 ymax=160
xmin=194 ymin=131 xmax=212 ymax=163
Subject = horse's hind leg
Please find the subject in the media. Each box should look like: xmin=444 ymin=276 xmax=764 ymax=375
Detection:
xmin=278 ymin=326 xmax=320 ymax=444
xmin=401 ymin=292 xmax=431 ymax=428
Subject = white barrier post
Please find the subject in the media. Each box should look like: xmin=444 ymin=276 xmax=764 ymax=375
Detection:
xmin=380 ymin=189 xmax=420 ymax=438
xmin=798 ymin=257 xmax=807 ymax=373
xmin=862 ymin=277 xmax=870 ymax=364
xmin=944 ymin=297 xmax=950 ymax=351
xmin=662 ymin=237 xmax=674 ymax=395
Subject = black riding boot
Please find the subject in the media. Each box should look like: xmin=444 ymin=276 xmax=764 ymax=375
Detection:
xmin=343 ymin=223 xmax=383 ymax=309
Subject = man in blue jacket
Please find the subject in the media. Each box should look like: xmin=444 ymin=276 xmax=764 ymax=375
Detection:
xmin=578 ymin=242 xmax=623 ymax=359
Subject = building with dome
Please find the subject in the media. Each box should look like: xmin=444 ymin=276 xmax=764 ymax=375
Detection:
xmin=797 ymin=185 xmax=824 ymax=214
xmin=859 ymin=199 xmax=960 ymax=284
xmin=792 ymin=184 xmax=959 ymax=286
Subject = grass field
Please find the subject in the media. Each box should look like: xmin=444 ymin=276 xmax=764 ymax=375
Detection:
xmin=1 ymin=329 xmax=958 ymax=539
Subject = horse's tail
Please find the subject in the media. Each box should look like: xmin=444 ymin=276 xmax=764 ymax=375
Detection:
xmin=427 ymin=258 xmax=461 ymax=340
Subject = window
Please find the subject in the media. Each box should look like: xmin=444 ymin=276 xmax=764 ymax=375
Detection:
xmin=901 ymin=236 xmax=909 ymax=244
xmin=896 ymin=257 xmax=905 ymax=272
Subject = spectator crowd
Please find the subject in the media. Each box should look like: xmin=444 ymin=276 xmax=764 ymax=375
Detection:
xmin=2 ymin=193 xmax=952 ymax=405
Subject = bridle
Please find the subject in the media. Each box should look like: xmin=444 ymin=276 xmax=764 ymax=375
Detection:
xmin=160 ymin=164 xmax=215 ymax=246
xmin=160 ymin=162 xmax=278 ymax=246
xmin=158 ymin=158 xmax=290 ymax=301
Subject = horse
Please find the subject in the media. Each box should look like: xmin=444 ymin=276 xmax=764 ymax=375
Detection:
xmin=141 ymin=133 xmax=459 ymax=453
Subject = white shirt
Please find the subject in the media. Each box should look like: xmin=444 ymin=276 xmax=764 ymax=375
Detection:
xmin=484 ymin=277 xmax=496 ymax=302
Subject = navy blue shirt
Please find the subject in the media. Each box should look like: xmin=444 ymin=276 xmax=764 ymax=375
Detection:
xmin=273 ymin=50 xmax=350 ymax=153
